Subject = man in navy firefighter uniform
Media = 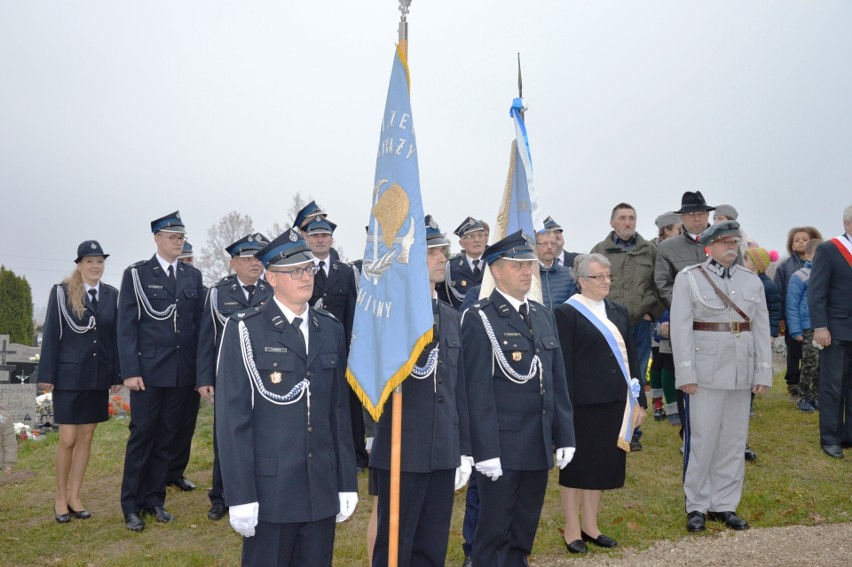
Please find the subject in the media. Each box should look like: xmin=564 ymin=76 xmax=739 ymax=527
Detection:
xmin=118 ymin=211 xmax=204 ymax=532
xmin=462 ymin=230 xmax=576 ymax=567
xmin=196 ymin=233 xmax=272 ymax=521
xmin=370 ymin=216 xmax=474 ymax=567
xmin=437 ymin=217 xmax=488 ymax=309
xmin=215 ymin=228 xmax=357 ymax=567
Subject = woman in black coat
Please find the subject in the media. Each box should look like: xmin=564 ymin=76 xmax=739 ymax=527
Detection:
xmin=553 ymin=253 xmax=647 ymax=554
xmin=38 ymin=241 xmax=121 ymax=523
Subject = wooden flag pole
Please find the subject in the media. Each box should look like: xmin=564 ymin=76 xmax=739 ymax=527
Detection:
xmin=389 ymin=10 xmax=410 ymax=567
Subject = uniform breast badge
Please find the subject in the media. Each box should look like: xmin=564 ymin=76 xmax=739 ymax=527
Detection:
xmin=512 ymin=352 xmax=523 ymax=361
xmin=270 ymin=371 xmax=282 ymax=384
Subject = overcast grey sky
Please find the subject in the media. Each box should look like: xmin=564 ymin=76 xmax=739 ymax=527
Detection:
xmin=2 ymin=1 xmax=851 ymax=318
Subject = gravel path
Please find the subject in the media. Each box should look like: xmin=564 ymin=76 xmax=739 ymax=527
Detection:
xmin=533 ymin=522 xmax=852 ymax=566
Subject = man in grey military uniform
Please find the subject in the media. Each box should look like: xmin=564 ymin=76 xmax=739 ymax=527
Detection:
xmin=215 ymin=228 xmax=357 ymax=567
xmin=196 ymin=233 xmax=272 ymax=521
xmin=670 ymin=221 xmax=772 ymax=533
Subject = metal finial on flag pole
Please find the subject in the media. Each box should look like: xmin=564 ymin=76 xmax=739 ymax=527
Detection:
xmin=398 ymin=0 xmax=411 ymax=41
xmin=517 ymin=52 xmax=523 ymax=99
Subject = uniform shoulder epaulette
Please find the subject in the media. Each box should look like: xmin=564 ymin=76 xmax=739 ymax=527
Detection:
xmin=213 ymin=274 xmax=236 ymax=288
xmin=528 ymin=298 xmax=545 ymax=308
xmin=232 ymin=305 xmax=263 ymax=321
xmin=471 ymin=297 xmax=492 ymax=309
xmin=449 ymin=252 xmax=464 ymax=260
xmin=128 ymin=259 xmax=148 ymax=269
xmin=681 ymin=264 xmax=700 ymax=274
xmin=181 ymin=262 xmax=202 ymax=275
xmin=101 ymin=282 xmax=119 ymax=293
xmin=312 ymin=307 xmax=339 ymax=321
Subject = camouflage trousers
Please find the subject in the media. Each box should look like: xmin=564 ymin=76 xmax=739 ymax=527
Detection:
xmin=799 ymin=329 xmax=821 ymax=400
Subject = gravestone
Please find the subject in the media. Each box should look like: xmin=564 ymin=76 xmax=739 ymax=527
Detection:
xmin=0 ymin=336 xmax=17 ymax=383
xmin=0 ymin=383 xmax=37 ymax=423
xmin=0 ymin=334 xmax=42 ymax=421
xmin=0 ymin=364 xmax=14 ymax=384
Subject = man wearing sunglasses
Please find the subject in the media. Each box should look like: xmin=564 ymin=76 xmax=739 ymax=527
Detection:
xmin=215 ymin=228 xmax=357 ymax=567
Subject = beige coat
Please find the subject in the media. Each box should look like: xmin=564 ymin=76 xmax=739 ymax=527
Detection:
xmin=670 ymin=260 xmax=773 ymax=391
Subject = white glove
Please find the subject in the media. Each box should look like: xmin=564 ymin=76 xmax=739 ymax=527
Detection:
xmin=229 ymin=502 xmax=259 ymax=537
xmin=336 ymin=491 xmax=358 ymax=523
xmin=454 ymin=455 xmax=474 ymax=490
xmin=475 ymin=457 xmax=503 ymax=481
xmin=555 ymin=447 xmax=576 ymax=469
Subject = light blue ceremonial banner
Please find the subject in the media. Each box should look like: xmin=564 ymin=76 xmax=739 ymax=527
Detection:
xmin=507 ymin=98 xmax=544 ymax=236
xmin=346 ymin=46 xmax=433 ymax=421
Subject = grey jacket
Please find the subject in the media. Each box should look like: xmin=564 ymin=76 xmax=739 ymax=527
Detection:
xmin=655 ymin=229 xmax=710 ymax=308
xmin=670 ymin=260 xmax=773 ymax=390
xmin=591 ymin=232 xmax=663 ymax=324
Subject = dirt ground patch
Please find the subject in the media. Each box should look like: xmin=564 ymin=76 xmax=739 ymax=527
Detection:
xmin=533 ymin=522 xmax=852 ymax=566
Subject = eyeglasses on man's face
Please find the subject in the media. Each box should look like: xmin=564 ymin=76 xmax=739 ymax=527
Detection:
xmin=270 ymin=264 xmax=319 ymax=280
xmin=160 ymin=234 xmax=187 ymax=243
xmin=583 ymin=273 xmax=614 ymax=282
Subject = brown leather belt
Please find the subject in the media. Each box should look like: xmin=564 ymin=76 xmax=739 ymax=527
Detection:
xmin=693 ymin=321 xmax=750 ymax=333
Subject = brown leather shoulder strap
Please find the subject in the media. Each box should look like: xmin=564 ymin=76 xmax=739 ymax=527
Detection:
xmin=696 ymin=266 xmax=750 ymax=322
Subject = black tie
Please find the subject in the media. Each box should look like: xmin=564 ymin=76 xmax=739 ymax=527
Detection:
xmin=167 ymin=265 xmax=175 ymax=279
xmin=88 ymin=289 xmax=98 ymax=310
xmin=244 ymin=284 xmax=256 ymax=300
xmin=472 ymin=259 xmax=481 ymax=278
xmin=316 ymin=261 xmax=327 ymax=287
xmin=432 ymin=298 xmax=440 ymax=335
xmin=519 ymin=303 xmax=532 ymax=333
xmin=292 ymin=317 xmax=307 ymax=355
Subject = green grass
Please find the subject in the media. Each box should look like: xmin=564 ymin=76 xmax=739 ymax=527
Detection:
xmin=0 ymin=372 xmax=848 ymax=566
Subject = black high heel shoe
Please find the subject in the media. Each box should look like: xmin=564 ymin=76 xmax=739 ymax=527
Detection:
xmin=68 ymin=505 xmax=92 ymax=519
xmin=54 ymin=506 xmax=71 ymax=524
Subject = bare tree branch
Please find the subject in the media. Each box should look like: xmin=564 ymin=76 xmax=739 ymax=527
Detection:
xmin=196 ymin=211 xmax=254 ymax=286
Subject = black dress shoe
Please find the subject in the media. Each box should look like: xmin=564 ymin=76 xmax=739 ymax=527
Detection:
xmin=125 ymin=513 xmax=145 ymax=532
xmin=68 ymin=506 xmax=92 ymax=519
xmin=564 ymin=538 xmax=588 ymax=554
xmin=54 ymin=506 xmax=71 ymax=524
xmin=822 ymin=444 xmax=844 ymax=459
xmin=744 ymin=445 xmax=757 ymax=462
xmin=581 ymin=531 xmax=618 ymax=548
xmin=708 ymin=511 xmax=750 ymax=530
xmin=142 ymin=506 xmax=175 ymax=523
xmin=168 ymin=478 xmax=196 ymax=491
xmin=686 ymin=511 xmax=706 ymax=532
xmin=207 ymin=504 xmax=226 ymax=521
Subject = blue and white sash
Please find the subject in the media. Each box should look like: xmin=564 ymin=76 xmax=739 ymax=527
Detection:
xmin=566 ymin=295 xmax=640 ymax=452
